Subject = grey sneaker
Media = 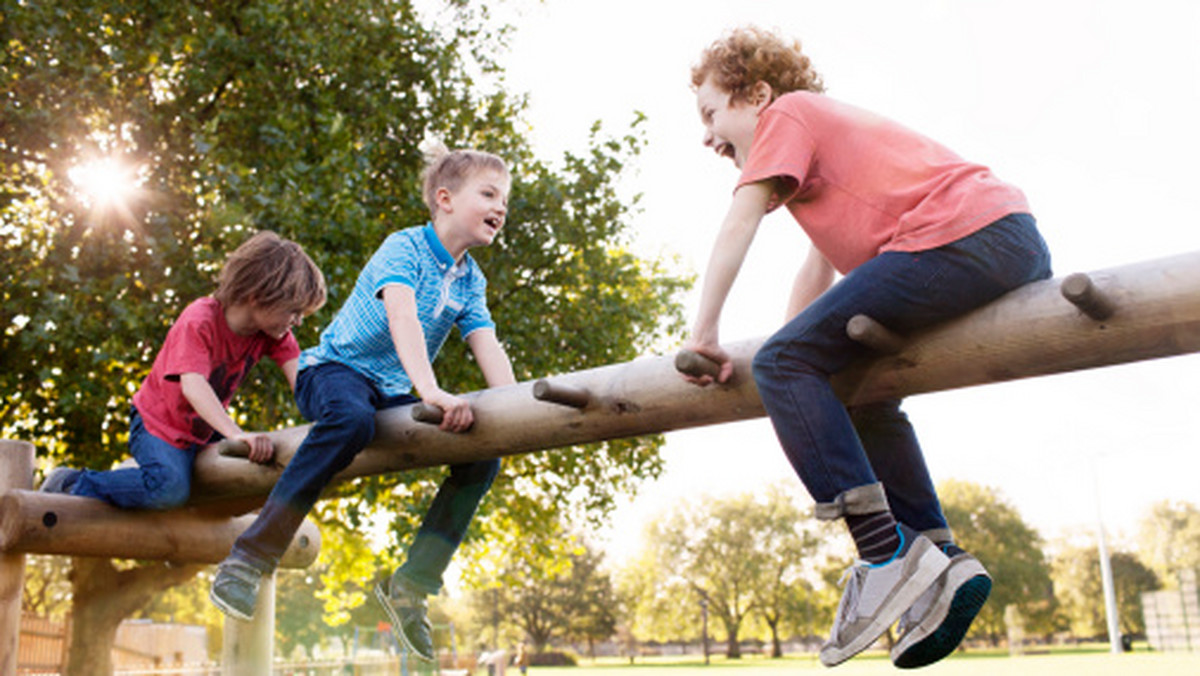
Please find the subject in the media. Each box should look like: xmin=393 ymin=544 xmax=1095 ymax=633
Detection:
xmin=39 ymin=467 xmax=82 ymax=494
xmin=374 ymin=575 xmax=435 ymax=662
xmin=819 ymin=526 xmax=949 ymax=667
xmin=891 ymin=547 xmax=992 ymax=669
xmin=210 ymin=558 xmax=263 ymax=621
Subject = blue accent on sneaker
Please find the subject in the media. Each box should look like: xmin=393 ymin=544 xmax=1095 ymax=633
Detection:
xmin=869 ymin=525 xmax=908 ymax=569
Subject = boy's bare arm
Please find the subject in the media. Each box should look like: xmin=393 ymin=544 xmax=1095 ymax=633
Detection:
xmin=684 ymin=180 xmax=774 ymax=384
xmin=785 ymin=247 xmax=835 ymax=322
xmin=279 ymin=357 xmax=300 ymax=392
xmin=382 ymin=284 xmax=474 ymax=432
xmin=178 ymin=372 xmax=275 ymax=463
xmin=465 ymin=328 xmax=516 ymax=388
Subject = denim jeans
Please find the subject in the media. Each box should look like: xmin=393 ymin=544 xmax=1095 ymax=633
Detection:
xmin=71 ymin=408 xmax=196 ymax=509
xmin=751 ymin=213 xmax=1052 ymax=536
xmin=232 ymin=362 xmax=500 ymax=594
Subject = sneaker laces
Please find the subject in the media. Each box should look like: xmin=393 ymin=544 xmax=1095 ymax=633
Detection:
xmin=830 ymin=563 xmax=869 ymax=640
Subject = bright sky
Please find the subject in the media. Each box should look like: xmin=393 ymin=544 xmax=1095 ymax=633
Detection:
xmin=496 ymin=0 xmax=1200 ymax=562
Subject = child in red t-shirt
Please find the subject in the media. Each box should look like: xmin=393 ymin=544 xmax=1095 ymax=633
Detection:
xmin=681 ymin=27 xmax=1051 ymax=669
xmin=40 ymin=231 xmax=326 ymax=509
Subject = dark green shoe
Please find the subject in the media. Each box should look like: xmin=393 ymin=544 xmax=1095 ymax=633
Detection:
xmin=374 ymin=576 xmax=435 ymax=662
xmin=210 ymin=558 xmax=263 ymax=621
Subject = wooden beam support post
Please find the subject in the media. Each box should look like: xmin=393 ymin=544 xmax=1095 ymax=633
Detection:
xmin=0 ymin=441 xmax=34 ymax=676
xmin=221 ymin=572 xmax=276 ymax=676
xmin=190 ymin=251 xmax=1200 ymax=509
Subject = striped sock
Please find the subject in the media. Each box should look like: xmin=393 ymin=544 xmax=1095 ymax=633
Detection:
xmin=846 ymin=511 xmax=902 ymax=564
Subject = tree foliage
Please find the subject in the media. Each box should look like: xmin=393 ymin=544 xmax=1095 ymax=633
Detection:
xmin=4 ymin=0 xmax=687 ymax=669
xmin=937 ymin=479 xmax=1055 ymax=643
xmin=475 ymin=536 xmax=618 ymax=654
xmin=1051 ymin=544 xmax=1159 ymax=638
xmin=1137 ymin=500 xmax=1200 ymax=587
xmin=621 ymin=485 xmax=825 ymax=657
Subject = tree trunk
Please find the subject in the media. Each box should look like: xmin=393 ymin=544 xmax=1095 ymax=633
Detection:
xmin=65 ymin=558 xmax=204 ymax=676
xmin=723 ymin=617 xmax=741 ymax=659
xmin=767 ymin=618 xmax=782 ymax=658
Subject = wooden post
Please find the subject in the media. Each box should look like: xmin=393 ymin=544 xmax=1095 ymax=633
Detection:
xmin=221 ymin=571 xmax=275 ymax=676
xmin=191 ymin=250 xmax=1200 ymax=508
xmin=0 ymin=440 xmax=34 ymax=676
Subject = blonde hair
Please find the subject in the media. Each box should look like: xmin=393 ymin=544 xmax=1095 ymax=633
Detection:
xmin=691 ymin=26 xmax=825 ymax=103
xmin=213 ymin=231 xmax=326 ymax=314
xmin=421 ymin=145 xmax=510 ymax=216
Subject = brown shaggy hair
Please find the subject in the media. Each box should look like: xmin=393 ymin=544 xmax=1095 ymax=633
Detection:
xmin=213 ymin=231 xmax=326 ymax=315
xmin=691 ymin=26 xmax=826 ymax=103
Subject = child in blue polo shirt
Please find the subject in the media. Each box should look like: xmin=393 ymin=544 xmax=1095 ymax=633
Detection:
xmin=210 ymin=149 xmax=516 ymax=662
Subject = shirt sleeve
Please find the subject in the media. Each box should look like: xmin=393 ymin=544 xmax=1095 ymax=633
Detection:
xmin=372 ymin=234 xmax=422 ymax=296
xmin=738 ymin=107 xmax=819 ymax=209
xmin=265 ymin=331 xmax=301 ymax=365
xmin=456 ymin=267 xmax=496 ymax=339
xmin=156 ymin=305 xmax=219 ymax=381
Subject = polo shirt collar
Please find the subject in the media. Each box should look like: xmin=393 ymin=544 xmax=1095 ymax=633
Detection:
xmin=422 ymin=222 xmax=462 ymax=272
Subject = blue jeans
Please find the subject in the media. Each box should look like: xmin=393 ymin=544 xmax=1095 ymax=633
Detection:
xmin=751 ymin=213 xmax=1052 ymax=537
xmin=232 ymin=362 xmax=500 ymax=594
xmin=71 ymin=408 xmax=197 ymax=510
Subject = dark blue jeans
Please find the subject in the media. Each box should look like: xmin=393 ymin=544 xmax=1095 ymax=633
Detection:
xmin=72 ymin=409 xmax=196 ymax=509
xmin=751 ymin=213 xmax=1051 ymax=538
xmin=232 ymin=362 xmax=500 ymax=594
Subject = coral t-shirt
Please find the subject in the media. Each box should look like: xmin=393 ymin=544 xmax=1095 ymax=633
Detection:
xmin=738 ymin=91 xmax=1030 ymax=274
xmin=132 ymin=297 xmax=300 ymax=448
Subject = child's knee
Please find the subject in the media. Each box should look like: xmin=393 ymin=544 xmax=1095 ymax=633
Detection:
xmin=142 ymin=470 xmax=191 ymax=509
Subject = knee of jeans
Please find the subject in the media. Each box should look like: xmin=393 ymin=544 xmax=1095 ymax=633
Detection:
xmin=142 ymin=470 xmax=191 ymax=510
xmin=752 ymin=334 xmax=819 ymax=386
xmin=322 ymin=404 xmax=377 ymax=448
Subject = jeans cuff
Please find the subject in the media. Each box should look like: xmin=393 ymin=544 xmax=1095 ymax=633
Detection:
xmin=813 ymin=482 xmax=889 ymax=520
xmin=921 ymin=528 xmax=954 ymax=545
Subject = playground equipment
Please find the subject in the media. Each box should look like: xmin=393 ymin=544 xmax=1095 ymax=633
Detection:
xmin=2 ymin=250 xmax=1199 ymax=674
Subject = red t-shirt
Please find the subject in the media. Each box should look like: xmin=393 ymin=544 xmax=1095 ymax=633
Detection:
xmin=738 ymin=92 xmax=1030 ymax=274
xmin=131 ymin=297 xmax=300 ymax=448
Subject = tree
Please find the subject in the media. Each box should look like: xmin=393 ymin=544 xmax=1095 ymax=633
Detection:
xmin=937 ymin=480 xmax=1055 ymax=644
xmin=1051 ymin=544 xmax=1160 ymax=638
xmin=479 ymin=534 xmax=617 ymax=654
xmin=1137 ymin=500 xmax=1200 ymax=587
xmin=625 ymin=486 xmax=822 ymax=658
xmin=3 ymin=1 xmax=687 ymax=671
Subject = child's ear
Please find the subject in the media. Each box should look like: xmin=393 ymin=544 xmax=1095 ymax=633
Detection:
xmin=752 ymin=81 xmax=774 ymax=111
xmin=435 ymin=186 xmax=454 ymax=213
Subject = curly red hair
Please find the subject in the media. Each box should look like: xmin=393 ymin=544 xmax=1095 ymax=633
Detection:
xmin=691 ymin=26 xmax=825 ymax=102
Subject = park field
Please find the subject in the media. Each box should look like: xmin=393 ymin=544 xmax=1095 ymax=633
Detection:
xmin=533 ymin=648 xmax=1200 ymax=676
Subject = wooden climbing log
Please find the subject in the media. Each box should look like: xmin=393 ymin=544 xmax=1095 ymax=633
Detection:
xmin=0 ymin=490 xmax=319 ymax=567
xmin=189 ymin=251 xmax=1200 ymax=510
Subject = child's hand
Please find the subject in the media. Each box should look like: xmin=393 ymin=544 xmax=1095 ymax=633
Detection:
xmin=680 ymin=339 xmax=734 ymax=386
xmin=423 ymin=389 xmax=474 ymax=433
xmin=232 ymin=432 xmax=276 ymax=464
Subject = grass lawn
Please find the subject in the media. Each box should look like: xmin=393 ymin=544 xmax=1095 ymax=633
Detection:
xmin=531 ymin=647 xmax=1200 ymax=676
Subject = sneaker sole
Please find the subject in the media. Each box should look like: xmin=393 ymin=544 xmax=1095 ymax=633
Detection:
xmin=209 ymin=587 xmax=255 ymax=623
xmin=892 ymin=561 xmax=992 ymax=669
xmin=373 ymin=582 xmax=436 ymax=663
xmin=820 ymin=544 xmax=950 ymax=667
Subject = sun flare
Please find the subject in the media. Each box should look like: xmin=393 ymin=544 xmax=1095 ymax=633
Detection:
xmin=68 ymin=157 xmax=141 ymax=210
